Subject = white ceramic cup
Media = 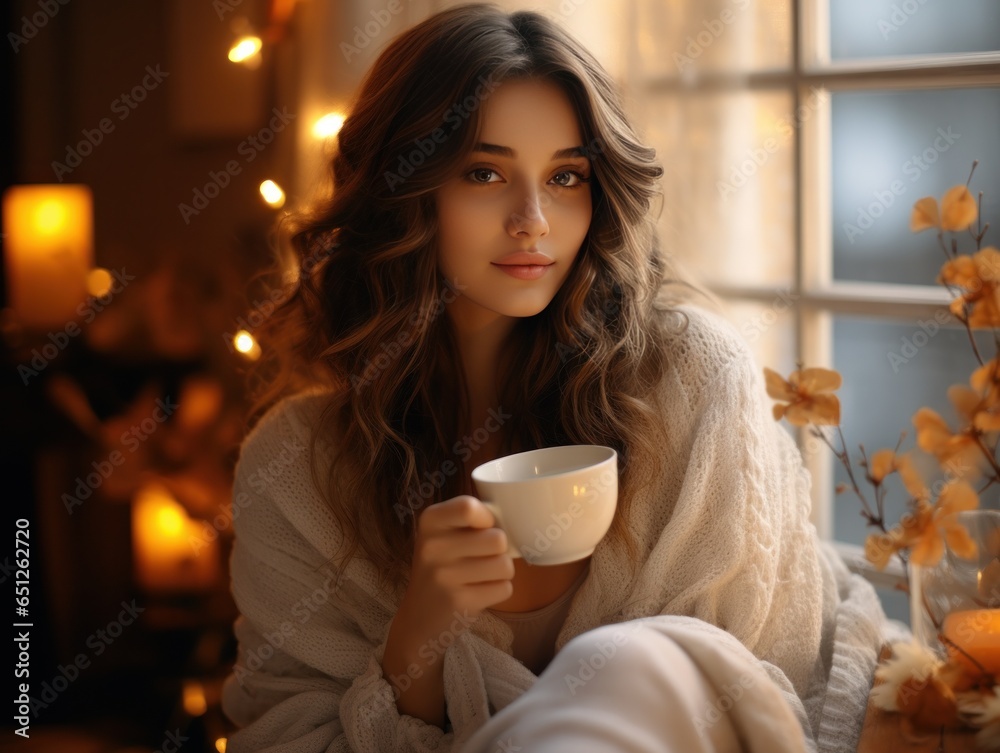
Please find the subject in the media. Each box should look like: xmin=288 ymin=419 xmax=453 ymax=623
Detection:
xmin=471 ymin=445 xmax=618 ymax=566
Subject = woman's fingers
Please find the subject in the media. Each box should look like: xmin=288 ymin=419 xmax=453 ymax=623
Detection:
xmin=420 ymin=525 xmax=509 ymax=562
xmin=421 ymin=495 xmax=496 ymax=531
xmin=435 ymin=553 xmax=516 ymax=588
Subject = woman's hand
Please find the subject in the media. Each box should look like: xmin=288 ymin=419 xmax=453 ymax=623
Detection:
xmin=398 ymin=495 xmax=515 ymax=643
xmin=381 ymin=495 xmax=512 ymax=727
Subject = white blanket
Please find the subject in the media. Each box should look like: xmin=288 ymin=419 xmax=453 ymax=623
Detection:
xmin=460 ymin=615 xmax=811 ymax=753
xmin=221 ymin=304 xmax=896 ymax=752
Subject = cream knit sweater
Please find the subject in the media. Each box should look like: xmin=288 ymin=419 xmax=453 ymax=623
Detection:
xmin=221 ymin=304 xmax=895 ymax=752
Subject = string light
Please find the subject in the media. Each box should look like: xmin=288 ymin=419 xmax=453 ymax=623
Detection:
xmin=233 ymin=329 xmax=261 ymax=361
xmin=85 ymin=268 xmax=113 ymax=297
xmin=227 ymin=34 xmax=262 ymax=64
xmin=313 ymin=112 xmax=345 ymax=140
xmin=259 ymin=180 xmax=285 ymax=208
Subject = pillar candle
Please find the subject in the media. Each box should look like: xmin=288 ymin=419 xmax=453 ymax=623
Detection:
xmin=2 ymin=185 xmax=93 ymax=329
xmin=941 ymin=609 xmax=1000 ymax=675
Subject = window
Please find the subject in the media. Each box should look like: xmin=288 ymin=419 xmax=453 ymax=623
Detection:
xmin=630 ymin=0 xmax=1000 ymax=623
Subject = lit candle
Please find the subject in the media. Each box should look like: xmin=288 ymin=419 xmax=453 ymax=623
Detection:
xmin=132 ymin=484 xmax=219 ymax=592
xmin=2 ymin=185 xmax=93 ymax=329
xmin=941 ymin=609 xmax=1000 ymax=675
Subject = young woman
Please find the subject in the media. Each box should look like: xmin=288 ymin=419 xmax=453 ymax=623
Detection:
xmin=221 ymin=4 xmax=894 ymax=751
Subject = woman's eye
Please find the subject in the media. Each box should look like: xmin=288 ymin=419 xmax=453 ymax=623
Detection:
xmin=551 ymin=170 xmax=589 ymax=188
xmin=465 ymin=167 xmax=590 ymax=188
xmin=468 ymin=168 xmax=500 ymax=184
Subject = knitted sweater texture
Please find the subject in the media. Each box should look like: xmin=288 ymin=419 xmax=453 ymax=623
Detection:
xmin=221 ymin=304 xmax=891 ymax=752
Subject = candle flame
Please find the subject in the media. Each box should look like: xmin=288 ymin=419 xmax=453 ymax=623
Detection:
xmin=156 ymin=505 xmax=185 ymax=537
xmin=34 ymin=200 xmax=68 ymax=235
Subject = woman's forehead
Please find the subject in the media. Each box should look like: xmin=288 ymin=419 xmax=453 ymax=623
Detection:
xmin=475 ymin=79 xmax=586 ymax=158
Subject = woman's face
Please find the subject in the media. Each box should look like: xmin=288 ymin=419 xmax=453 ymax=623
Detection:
xmin=436 ymin=77 xmax=593 ymax=328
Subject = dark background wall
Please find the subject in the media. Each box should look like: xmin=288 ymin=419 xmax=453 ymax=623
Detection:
xmin=2 ymin=1 xmax=304 ymax=749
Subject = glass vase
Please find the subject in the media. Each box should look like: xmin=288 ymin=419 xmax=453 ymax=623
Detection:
xmin=909 ymin=509 xmax=1000 ymax=674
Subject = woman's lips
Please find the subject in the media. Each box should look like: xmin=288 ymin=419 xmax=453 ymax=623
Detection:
xmin=491 ymin=263 xmax=552 ymax=280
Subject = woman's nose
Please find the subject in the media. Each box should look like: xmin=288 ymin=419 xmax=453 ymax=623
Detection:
xmin=507 ymin=192 xmax=550 ymax=238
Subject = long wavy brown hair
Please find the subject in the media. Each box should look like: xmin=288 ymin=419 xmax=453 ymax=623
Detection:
xmin=245 ymin=2 xmax=694 ymax=597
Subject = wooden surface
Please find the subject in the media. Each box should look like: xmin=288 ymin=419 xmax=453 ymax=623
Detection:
xmin=856 ymin=646 xmax=981 ymax=752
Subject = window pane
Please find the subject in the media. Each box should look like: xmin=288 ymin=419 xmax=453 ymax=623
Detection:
xmin=832 ymin=315 xmax=1000 ymax=622
xmin=640 ymin=90 xmax=797 ymax=288
xmin=829 ymin=0 xmax=1000 ymax=60
xmin=831 ymin=88 xmax=1000 ymax=285
xmin=637 ymin=0 xmax=791 ymax=78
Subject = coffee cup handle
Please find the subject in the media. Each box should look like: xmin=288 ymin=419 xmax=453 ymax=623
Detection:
xmin=481 ymin=502 xmax=523 ymax=559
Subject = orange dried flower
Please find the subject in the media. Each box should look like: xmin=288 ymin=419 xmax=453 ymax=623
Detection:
xmin=911 ymin=196 xmax=940 ymax=232
xmin=971 ymin=359 xmax=1000 ymax=431
xmin=942 ymin=185 xmax=979 ymax=232
xmin=867 ymin=449 xmax=926 ymax=498
xmin=763 ymin=367 xmax=841 ymax=426
xmin=906 ymin=480 xmax=979 ymax=567
xmin=911 ymin=185 xmax=978 ymax=233
xmin=865 ymin=479 xmax=979 ymax=570
xmin=913 ymin=402 xmax=983 ymax=478
xmin=938 ymin=247 xmax=1000 ymax=328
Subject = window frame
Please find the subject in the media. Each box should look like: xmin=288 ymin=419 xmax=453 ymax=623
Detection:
xmin=630 ymin=0 xmax=1000 ymax=543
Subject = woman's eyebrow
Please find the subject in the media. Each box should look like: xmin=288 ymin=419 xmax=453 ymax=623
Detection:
xmin=472 ymin=142 xmax=589 ymax=159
